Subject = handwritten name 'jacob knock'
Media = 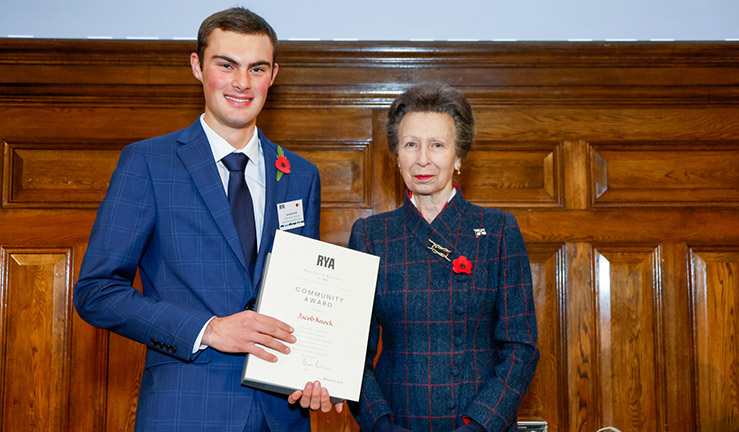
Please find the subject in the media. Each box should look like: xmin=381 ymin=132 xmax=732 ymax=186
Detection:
xmin=297 ymin=312 xmax=334 ymax=327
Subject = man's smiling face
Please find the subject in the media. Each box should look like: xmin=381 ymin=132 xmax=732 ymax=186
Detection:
xmin=190 ymin=29 xmax=278 ymax=144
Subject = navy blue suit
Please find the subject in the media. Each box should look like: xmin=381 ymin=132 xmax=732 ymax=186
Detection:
xmin=348 ymin=191 xmax=538 ymax=432
xmin=74 ymin=121 xmax=320 ymax=431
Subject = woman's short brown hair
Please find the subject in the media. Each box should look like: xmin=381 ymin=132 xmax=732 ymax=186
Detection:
xmin=386 ymin=83 xmax=475 ymax=160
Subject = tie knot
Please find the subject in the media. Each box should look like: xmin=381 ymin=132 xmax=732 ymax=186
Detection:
xmin=222 ymin=152 xmax=249 ymax=172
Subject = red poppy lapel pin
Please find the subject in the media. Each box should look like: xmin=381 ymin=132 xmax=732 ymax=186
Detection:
xmin=275 ymin=146 xmax=291 ymax=181
xmin=453 ymin=255 xmax=472 ymax=274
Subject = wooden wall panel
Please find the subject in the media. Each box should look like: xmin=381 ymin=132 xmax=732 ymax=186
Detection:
xmin=460 ymin=141 xmax=563 ymax=208
xmin=591 ymin=142 xmax=739 ymax=207
xmin=689 ymin=247 xmax=739 ymax=432
xmin=1 ymin=249 xmax=71 ymax=432
xmin=67 ymin=242 xmax=107 ymax=432
xmin=3 ymin=140 xmax=126 ymax=208
xmin=660 ymin=243 xmax=695 ymax=431
xmin=0 ymin=107 xmax=201 ymax=140
xmin=1 ymin=40 xmax=739 ymax=432
xmin=287 ymin=143 xmax=371 ymax=207
xmin=105 ymin=333 xmax=144 ymax=432
xmin=474 ymin=109 xmax=739 ymax=141
xmin=565 ymin=243 xmax=598 ymax=432
xmin=594 ymin=246 xmax=664 ymax=431
xmin=518 ymin=244 xmax=567 ymax=431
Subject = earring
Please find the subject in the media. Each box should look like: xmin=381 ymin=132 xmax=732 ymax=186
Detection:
xmin=456 ymin=167 xmax=461 ymax=175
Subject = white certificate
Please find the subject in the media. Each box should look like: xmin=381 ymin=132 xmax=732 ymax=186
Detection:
xmin=241 ymin=230 xmax=380 ymax=402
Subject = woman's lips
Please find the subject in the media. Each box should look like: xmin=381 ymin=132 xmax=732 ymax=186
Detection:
xmin=414 ymin=175 xmax=433 ymax=181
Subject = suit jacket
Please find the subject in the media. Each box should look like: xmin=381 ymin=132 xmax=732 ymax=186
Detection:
xmin=74 ymin=121 xmax=321 ymax=432
xmin=348 ymin=191 xmax=538 ymax=432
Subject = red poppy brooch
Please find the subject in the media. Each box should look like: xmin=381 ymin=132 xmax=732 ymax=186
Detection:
xmin=453 ymin=255 xmax=472 ymax=274
xmin=275 ymin=145 xmax=291 ymax=181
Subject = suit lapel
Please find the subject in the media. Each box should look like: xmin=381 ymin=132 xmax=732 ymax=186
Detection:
xmin=176 ymin=122 xmax=249 ymax=273
xmin=403 ymin=194 xmax=466 ymax=272
xmin=252 ymin=132 xmax=290 ymax=288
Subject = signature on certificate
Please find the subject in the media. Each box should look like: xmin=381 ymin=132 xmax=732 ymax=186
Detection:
xmin=303 ymin=357 xmax=333 ymax=371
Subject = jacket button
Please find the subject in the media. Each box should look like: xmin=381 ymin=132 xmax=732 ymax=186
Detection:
xmin=455 ymin=305 xmax=465 ymax=315
xmin=454 ymin=337 xmax=463 ymax=347
xmin=451 ymin=366 xmax=461 ymax=376
xmin=447 ymin=400 xmax=456 ymax=409
xmin=456 ymin=274 xmax=469 ymax=283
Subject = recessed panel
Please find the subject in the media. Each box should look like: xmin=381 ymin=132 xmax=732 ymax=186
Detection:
xmin=591 ymin=142 xmax=739 ymax=206
xmin=290 ymin=143 xmax=371 ymax=208
xmin=3 ymin=140 xmax=126 ymax=208
xmin=459 ymin=141 xmax=563 ymax=208
xmin=518 ymin=244 xmax=566 ymax=430
xmin=594 ymin=245 xmax=663 ymax=431
xmin=689 ymin=247 xmax=739 ymax=432
xmin=2 ymin=249 xmax=71 ymax=432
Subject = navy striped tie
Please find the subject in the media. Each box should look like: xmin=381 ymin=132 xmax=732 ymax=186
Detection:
xmin=222 ymin=153 xmax=257 ymax=275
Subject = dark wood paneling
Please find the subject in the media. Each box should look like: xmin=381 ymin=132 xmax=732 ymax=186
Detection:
xmin=689 ymin=247 xmax=739 ymax=432
xmin=518 ymin=243 xmax=567 ymax=431
xmin=594 ymin=245 xmax=663 ymax=431
xmin=591 ymin=142 xmax=739 ymax=207
xmin=3 ymin=140 xmax=126 ymax=208
xmin=565 ymin=243 xmax=598 ymax=431
xmin=1 ymin=249 xmax=71 ymax=432
xmin=459 ymin=141 xmax=563 ymax=208
xmin=1 ymin=39 xmax=739 ymax=432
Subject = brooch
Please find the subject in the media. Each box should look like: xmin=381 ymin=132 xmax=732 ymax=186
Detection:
xmin=427 ymin=239 xmax=451 ymax=262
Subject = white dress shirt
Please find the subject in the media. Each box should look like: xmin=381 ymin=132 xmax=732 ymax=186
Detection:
xmin=193 ymin=114 xmax=268 ymax=353
xmin=200 ymin=114 xmax=266 ymax=249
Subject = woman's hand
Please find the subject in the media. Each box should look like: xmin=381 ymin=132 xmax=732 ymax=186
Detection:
xmin=287 ymin=380 xmax=344 ymax=413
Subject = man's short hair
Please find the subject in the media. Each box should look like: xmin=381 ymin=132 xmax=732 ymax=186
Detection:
xmin=197 ymin=7 xmax=278 ymax=67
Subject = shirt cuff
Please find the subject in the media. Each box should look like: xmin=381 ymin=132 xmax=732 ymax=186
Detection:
xmin=192 ymin=316 xmax=216 ymax=354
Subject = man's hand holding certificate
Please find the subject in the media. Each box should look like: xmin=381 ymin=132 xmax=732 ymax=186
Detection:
xmin=242 ymin=230 xmax=380 ymax=402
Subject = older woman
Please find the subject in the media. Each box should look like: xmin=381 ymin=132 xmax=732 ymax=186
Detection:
xmin=349 ymin=83 xmax=538 ymax=432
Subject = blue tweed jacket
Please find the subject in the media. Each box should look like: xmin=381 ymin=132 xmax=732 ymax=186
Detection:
xmin=348 ymin=191 xmax=538 ymax=432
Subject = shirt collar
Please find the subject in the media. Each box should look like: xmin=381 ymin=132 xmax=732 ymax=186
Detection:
xmin=200 ymin=114 xmax=260 ymax=166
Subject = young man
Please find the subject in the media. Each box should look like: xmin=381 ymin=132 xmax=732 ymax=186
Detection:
xmin=74 ymin=7 xmax=339 ymax=431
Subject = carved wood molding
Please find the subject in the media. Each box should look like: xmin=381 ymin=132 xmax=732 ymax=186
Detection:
xmin=1 ymin=40 xmax=738 ymax=107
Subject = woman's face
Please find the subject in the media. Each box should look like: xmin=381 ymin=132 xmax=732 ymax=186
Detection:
xmin=397 ymin=111 xmax=461 ymax=201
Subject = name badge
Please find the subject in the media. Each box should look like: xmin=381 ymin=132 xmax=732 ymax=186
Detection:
xmin=277 ymin=199 xmax=305 ymax=230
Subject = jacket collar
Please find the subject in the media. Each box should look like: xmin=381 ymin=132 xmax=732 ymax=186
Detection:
xmin=252 ymin=129 xmax=289 ymax=288
xmin=175 ymin=122 xmax=252 ymax=273
xmin=402 ymin=188 xmax=470 ymax=271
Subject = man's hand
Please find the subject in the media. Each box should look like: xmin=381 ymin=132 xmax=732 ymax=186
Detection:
xmin=201 ymin=310 xmax=295 ymax=362
xmin=287 ymin=380 xmax=344 ymax=413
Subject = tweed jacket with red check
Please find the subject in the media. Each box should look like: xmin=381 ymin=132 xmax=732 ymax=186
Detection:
xmin=348 ymin=191 xmax=538 ymax=432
